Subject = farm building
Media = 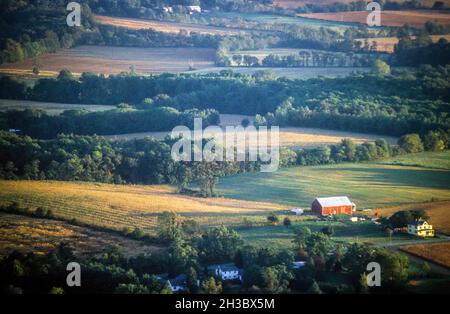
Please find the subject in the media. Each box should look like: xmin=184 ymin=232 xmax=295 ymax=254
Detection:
xmin=167 ymin=274 xmax=187 ymax=292
xmin=291 ymin=261 xmax=306 ymax=269
xmin=311 ymin=196 xmax=355 ymax=216
xmin=186 ymin=5 xmax=202 ymax=14
xmin=290 ymin=208 xmax=304 ymax=215
xmin=209 ymin=263 xmax=243 ymax=281
xmin=407 ymin=219 xmax=435 ymax=237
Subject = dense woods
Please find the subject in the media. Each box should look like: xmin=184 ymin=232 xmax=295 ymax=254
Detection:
xmin=1 ymin=65 xmax=449 ymax=137
xmin=0 ymin=219 xmax=414 ymax=294
xmin=0 ymin=0 xmax=96 ymax=64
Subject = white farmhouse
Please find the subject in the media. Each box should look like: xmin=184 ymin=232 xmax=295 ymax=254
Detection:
xmin=167 ymin=274 xmax=187 ymax=292
xmin=163 ymin=6 xmax=173 ymax=13
xmin=291 ymin=261 xmax=306 ymax=269
xmin=186 ymin=5 xmax=202 ymax=14
xmin=407 ymin=219 xmax=435 ymax=237
xmin=210 ymin=263 xmax=243 ymax=281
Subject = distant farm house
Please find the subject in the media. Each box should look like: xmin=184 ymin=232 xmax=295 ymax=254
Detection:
xmin=187 ymin=5 xmax=202 ymax=14
xmin=290 ymin=208 xmax=304 ymax=215
xmin=162 ymin=6 xmax=173 ymax=13
xmin=311 ymin=196 xmax=356 ymax=216
xmin=167 ymin=274 xmax=187 ymax=292
xmin=209 ymin=263 xmax=243 ymax=281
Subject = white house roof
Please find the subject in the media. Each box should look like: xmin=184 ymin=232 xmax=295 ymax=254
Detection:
xmin=409 ymin=219 xmax=429 ymax=227
xmin=315 ymin=196 xmax=353 ymax=207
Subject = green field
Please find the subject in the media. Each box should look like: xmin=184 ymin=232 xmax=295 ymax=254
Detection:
xmin=218 ymin=152 xmax=450 ymax=209
xmin=376 ymin=151 xmax=450 ymax=170
xmin=237 ymin=219 xmax=418 ymax=249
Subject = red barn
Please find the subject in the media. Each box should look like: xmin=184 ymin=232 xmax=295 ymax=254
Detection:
xmin=311 ymin=196 xmax=355 ymax=216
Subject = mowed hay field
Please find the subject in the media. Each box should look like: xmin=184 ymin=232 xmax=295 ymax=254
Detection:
xmin=0 ymin=99 xmax=115 ymax=115
xmin=106 ymin=113 xmax=397 ymax=149
xmin=0 ymin=181 xmax=286 ymax=234
xmin=298 ymin=10 xmax=450 ymax=28
xmin=95 ymin=15 xmax=250 ymax=35
xmin=0 ymin=46 xmax=216 ymax=76
xmin=0 ymin=213 xmax=159 ymax=258
xmin=400 ymin=242 xmax=450 ymax=268
xmin=356 ymin=35 xmax=450 ymax=53
xmin=218 ymin=151 xmax=450 ymax=209
xmin=376 ymin=151 xmax=450 ymax=170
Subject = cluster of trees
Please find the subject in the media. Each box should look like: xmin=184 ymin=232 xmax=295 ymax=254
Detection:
xmin=2 ymin=66 xmax=449 ymax=137
xmin=0 ymin=131 xmax=261 ymax=196
xmin=393 ymin=36 xmax=450 ymax=67
xmin=0 ymin=243 xmax=175 ymax=294
xmin=0 ymin=0 xmax=96 ymax=64
xmin=0 ymin=211 xmax=415 ymax=294
xmin=230 ymin=51 xmax=384 ymax=68
xmin=254 ymin=82 xmax=449 ymax=137
xmin=1 ymin=105 xmax=219 ymax=139
xmin=382 ymin=209 xmax=429 ymax=229
xmin=215 ymin=26 xmax=377 ymax=66
xmin=94 ymin=24 xmax=222 ymax=49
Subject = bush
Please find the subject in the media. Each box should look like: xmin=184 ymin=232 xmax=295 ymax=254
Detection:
xmin=283 ymin=217 xmax=292 ymax=227
xmin=35 ymin=207 xmax=52 ymax=218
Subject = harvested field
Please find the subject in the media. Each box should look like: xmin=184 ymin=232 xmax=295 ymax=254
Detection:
xmin=0 ymin=213 xmax=160 ymax=258
xmin=0 ymin=99 xmax=115 ymax=115
xmin=298 ymin=10 xmax=450 ymax=28
xmin=105 ymin=114 xmax=398 ymax=149
xmin=400 ymin=242 xmax=450 ymax=269
xmin=0 ymin=180 xmax=286 ymax=234
xmin=95 ymin=15 xmax=249 ymax=35
xmin=0 ymin=46 xmax=216 ymax=76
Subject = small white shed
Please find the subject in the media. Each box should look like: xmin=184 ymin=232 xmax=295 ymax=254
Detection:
xmin=290 ymin=208 xmax=304 ymax=215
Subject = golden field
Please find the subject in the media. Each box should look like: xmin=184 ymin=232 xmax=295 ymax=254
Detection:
xmin=0 ymin=213 xmax=159 ymax=258
xmin=400 ymin=242 xmax=450 ymax=269
xmin=106 ymin=114 xmax=398 ymax=149
xmin=0 ymin=45 xmax=216 ymax=76
xmin=95 ymin=15 xmax=248 ymax=35
xmin=298 ymin=10 xmax=450 ymax=28
xmin=0 ymin=180 xmax=286 ymax=233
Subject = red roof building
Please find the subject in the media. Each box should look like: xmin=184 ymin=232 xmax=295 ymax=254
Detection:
xmin=311 ymin=196 xmax=355 ymax=216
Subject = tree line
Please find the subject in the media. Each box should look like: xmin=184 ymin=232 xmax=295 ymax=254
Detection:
xmin=1 ymin=66 xmax=449 ymax=137
xmin=230 ymin=50 xmax=385 ymax=68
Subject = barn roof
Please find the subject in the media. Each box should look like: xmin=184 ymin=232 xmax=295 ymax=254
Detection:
xmin=315 ymin=196 xmax=353 ymax=207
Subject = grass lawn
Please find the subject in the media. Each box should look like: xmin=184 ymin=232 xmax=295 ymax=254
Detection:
xmin=376 ymin=151 xmax=450 ymax=170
